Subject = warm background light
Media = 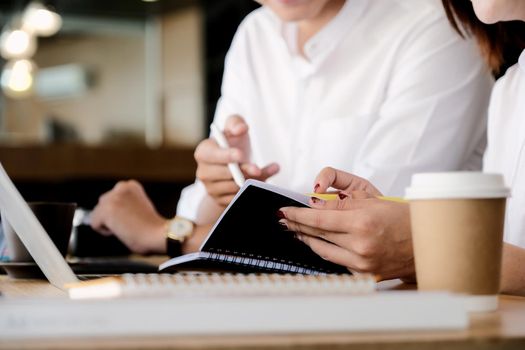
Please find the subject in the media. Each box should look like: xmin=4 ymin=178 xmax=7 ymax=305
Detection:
xmin=0 ymin=29 xmax=37 ymax=59
xmin=22 ymin=2 xmax=62 ymax=37
xmin=0 ymin=59 xmax=37 ymax=98
xmin=0 ymin=2 xmax=62 ymax=99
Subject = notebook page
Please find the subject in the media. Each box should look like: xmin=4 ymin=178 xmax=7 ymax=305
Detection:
xmin=199 ymin=179 xmax=309 ymax=250
xmin=251 ymin=180 xmax=310 ymax=205
xmin=0 ymin=163 xmax=78 ymax=288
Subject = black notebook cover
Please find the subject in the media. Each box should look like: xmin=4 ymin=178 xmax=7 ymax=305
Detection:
xmin=159 ymin=180 xmax=349 ymax=274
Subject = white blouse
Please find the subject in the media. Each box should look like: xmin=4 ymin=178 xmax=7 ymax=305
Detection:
xmin=484 ymin=50 xmax=525 ymax=248
xmin=177 ymin=0 xmax=493 ymax=222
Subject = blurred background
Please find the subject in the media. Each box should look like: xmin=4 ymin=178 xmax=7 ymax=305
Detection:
xmin=0 ymin=0 xmax=259 ymax=219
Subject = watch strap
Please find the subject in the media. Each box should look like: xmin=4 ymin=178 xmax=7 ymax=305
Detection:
xmin=166 ymin=234 xmax=183 ymax=258
xmin=165 ymin=216 xmax=194 ymax=258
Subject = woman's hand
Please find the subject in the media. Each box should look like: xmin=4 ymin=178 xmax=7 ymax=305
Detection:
xmin=279 ymin=168 xmax=414 ymax=280
xmin=194 ymin=115 xmax=279 ymax=207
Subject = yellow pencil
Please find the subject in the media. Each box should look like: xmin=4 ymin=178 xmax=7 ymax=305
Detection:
xmin=306 ymin=193 xmax=407 ymax=203
xmin=377 ymin=196 xmax=408 ymax=204
xmin=305 ymin=193 xmax=339 ymax=201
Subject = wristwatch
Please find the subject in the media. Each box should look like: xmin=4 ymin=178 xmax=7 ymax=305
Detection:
xmin=165 ymin=216 xmax=194 ymax=257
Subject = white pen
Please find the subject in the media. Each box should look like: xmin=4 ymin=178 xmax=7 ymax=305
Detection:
xmin=210 ymin=123 xmax=246 ymax=188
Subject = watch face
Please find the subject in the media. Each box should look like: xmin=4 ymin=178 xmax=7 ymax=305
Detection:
xmin=168 ymin=217 xmax=194 ymax=241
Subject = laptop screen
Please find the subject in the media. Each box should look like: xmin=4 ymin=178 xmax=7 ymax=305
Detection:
xmin=0 ymin=163 xmax=78 ymax=289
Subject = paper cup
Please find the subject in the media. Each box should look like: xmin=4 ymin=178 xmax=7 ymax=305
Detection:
xmin=406 ymin=172 xmax=509 ymax=312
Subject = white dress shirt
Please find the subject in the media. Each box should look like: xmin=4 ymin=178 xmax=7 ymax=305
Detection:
xmin=484 ymin=50 xmax=525 ymax=248
xmin=177 ymin=0 xmax=493 ymax=221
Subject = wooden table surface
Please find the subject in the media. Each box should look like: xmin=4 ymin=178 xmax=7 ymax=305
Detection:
xmin=1 ymin=276 xmax=525 ymax=350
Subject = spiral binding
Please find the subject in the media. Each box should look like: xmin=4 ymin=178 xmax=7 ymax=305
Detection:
xmin=119 ymin=273 xmax=377 ymax=298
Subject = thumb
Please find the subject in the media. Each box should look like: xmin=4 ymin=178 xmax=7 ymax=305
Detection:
xmin=224 ymin=115 xmax=249 ymax=137
xmin=258 ymin=163 xmax=280 ymax=181
xmin=245 ymin=163 xmax=280 ymax=182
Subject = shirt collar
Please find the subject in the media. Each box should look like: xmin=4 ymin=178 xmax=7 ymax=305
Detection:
xmin=303 ymin=0 xmax=366 ymax=61
xmin=280 ymin=0 xmax=367 ymax=63
xmin=519 ymin=49 xmax=525 ymax=72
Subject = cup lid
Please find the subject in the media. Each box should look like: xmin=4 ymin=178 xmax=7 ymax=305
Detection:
xmin=405 ymin=172 xmax=510 ymax=200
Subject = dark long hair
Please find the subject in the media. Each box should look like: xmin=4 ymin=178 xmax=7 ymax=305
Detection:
xmin=442 ymin=0 xmax=525 ymax=74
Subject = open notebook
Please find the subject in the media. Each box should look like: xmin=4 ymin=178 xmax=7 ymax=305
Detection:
xmin=160 ymin=180 xmax=348 ymax=274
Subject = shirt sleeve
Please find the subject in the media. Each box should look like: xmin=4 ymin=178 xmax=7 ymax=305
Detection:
xmin=176 ymin=17 xmax=251 ymax=222
xmin=352 ymin=17 xmax=494 ymax=196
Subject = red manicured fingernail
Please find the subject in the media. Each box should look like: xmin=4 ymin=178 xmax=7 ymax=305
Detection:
xmin=314 ymin=184 xmax=320 ymax=192
xmin=279 ymin=221 xmax=287 ymax=228
xmin=338 ymin=193 xmax=348 ymax=200
xmin=276 ymin=210 xmax=286 ymax=219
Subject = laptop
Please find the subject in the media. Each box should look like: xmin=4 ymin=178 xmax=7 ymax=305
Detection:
xmin=0 ymin=162 xmax=156 ymax=289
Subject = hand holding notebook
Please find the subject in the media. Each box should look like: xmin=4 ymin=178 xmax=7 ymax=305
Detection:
xmin=160 ymin=180 xmax=349 ymax=274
